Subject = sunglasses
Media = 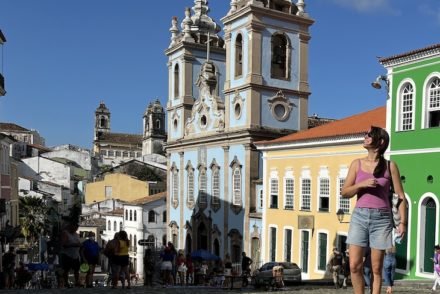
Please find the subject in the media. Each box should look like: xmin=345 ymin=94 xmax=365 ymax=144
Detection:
xmin=364 ymin=131 xmax=373 ymax=137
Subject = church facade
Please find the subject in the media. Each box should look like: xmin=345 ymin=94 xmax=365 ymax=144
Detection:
xmin=93 ymin=100 xmax=166 ymax=166
xmin=166 ymin=0 xmax=313 ymax=265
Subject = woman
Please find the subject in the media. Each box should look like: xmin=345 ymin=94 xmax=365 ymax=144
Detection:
xmin=112 ymin=230 xmax=131 ymax=289
xmin=341 ymin=126 xmax=407 ymax=294
xmin=60 ymin=223 xmax=81 ymax=287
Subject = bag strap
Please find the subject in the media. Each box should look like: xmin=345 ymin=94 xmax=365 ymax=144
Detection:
xmin=388 ymin=160 xmax=395 ymax=193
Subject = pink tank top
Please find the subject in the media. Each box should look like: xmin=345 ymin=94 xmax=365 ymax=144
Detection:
xmin=355 ymin=160 xmax=391 ymax=210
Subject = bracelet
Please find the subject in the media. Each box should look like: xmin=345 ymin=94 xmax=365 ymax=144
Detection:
xmin=400 ymin=222 xmax=407 ymax=226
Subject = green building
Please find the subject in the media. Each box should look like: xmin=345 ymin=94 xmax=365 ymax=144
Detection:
xmin=378 ymin=43 xmax=440 ymax=280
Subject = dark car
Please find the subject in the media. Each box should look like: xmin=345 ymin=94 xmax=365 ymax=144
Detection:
xmin=253 ymin=262 xmax=302 ymax=287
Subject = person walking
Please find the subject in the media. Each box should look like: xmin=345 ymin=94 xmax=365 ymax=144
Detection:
xmin=383 ymin=240 xmax=397 ymax=294
xmin=176 ymin=251 xmax=187 ymax=286
xmin=59 ymin=222 xmax=81 ymax=287
xmin=185 ymin=254 xmax=194 ymax=285
xmin=103 ymin=232 xmax=119 ymax=287
xmin=432 ymin=245 xmax=440 ymax=292
xmin=81 ymin=231 xmax=101 ymax=288
xmin=329 ymin=248 xmax=343 ymax=289
xmin=342 ymin=126 xmax=407 ymax=294
xmin=112 ymin=230 xmax=130 ymax=289
xmin=143 ymin=248 xmax=155 ymax=287
xmin=2 ymin=246 xmax=16 ymax=289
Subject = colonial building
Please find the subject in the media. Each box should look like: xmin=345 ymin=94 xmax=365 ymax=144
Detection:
xmin=166 ymin=0 xmax=313 ymax=264
xmin=0 ymin=122 xmax=46 ymax=147
xmin=377 ymin=43 xmax=440 ymax=280
xmin=256 ymin=106 xmax=385 ymax=279
xmin=93 ymin=100 xmax=166 ymax=167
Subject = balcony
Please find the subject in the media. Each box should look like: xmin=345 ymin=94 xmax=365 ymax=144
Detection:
xmin=0 ymin=73 xmax=5 ymax=96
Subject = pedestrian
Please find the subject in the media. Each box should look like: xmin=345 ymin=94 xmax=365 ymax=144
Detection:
xmin=59 ymin=222 xmax=81 ymax=287
xmin=329 ymin=248 xmax=343 ymax=288
xmin=342 ymin=249 xmax=350 ymax=289
xmin=224 ymin=253 xmax=232 ymax=288
xmin=160 ymin=245 xmax=174 ymax=287
xmin=103 ymin=232 xmax=119 ymax=287
xmin=80 ymin=231 xmax=101 ymax=288
xmin=2 ymin=246 xmax=16 ymax=289
xmin=176 ymin=251 xmax=187 ymax=286
xmin=241 ymin=251 xmax=253 ymax=275
xmin=167 ymin=242 xmax=177 ymax=285
xmin=185 ymin=253 xmax=194 ymax=285
xmin=363 ymin=247 xmax=372 ymax=293
xmin=432 ymin=244 xmax=440 ymax=292
xmin=143 ymin=248 xmax=155 ymax=287
xmin=383 ymin=239 xmax=397 ymax=294
xmin=342 ymin=126 xmax=407 ymax=294
xmin=112 ymin=230 xmax=131 ymax=289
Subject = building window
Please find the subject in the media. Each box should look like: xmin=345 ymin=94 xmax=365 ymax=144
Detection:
xmin=148 ymin=210 xmax=155 ymax=223
xmin=199 ymin=168 xmax=207 ymax=204
xmin=338 ymin=178 xmax=350 ymax=213
xmin=428 ymin=77 xmax=440 ymax=127
xmin=156 ymin=119 xmax=161 ymax=129
xmin=129 ymin=151 xmax=135 ymax=158
xmin=212 ymin=168 xmax=220 ymax=205
xmin=129 ymin=210 xmax=132 ymax=221
xmin=174 ymin=63 xmax=180 ymax=99
xmin=400 ymin=83 xmax=414 ymax=130
xmin=171 ymin=166 xmax=179 ymax=205
xmin=271 ymin=33 xmax=290 ymax=80
xmin=259 ymin=189 xmax=263 ymax=209
xmin=284 ymin=229 xmax=292 ymax=262
xmin=163 ymin=211 xmax=166 ymax=223
xmin=301 ymin=178 xmax=311 ymax=210
xmin=285 ymin=178 xmax=294 ymax=210
xmin=125 ymin=209 xmax=128 ymax=220
xmin=235 ymin=34 xmax=243 ymax=77
xmin=120 ymin=222 xmax=122 ymax=231
xmin=123 ymin=151 xmax=128 ymax=157
xmin=100 ymin=150 xmax=107 ymax=156
xmin=319 ymin=178 xmax=330 ymax=212
xmin=108 ymin=150 xmax=114 ymax=157
xmin=318 ymin=232 xmax=328 ymax=271
xmin=134 ymin=210 xmax=137 ymax=222
xmin=270 ymin=178 xmax=278 ymax=209
xmin=115 ymin=151 xmax=121 ymax=157
xmin=108 ymin=220 xmax=111 ymax=231
xmin=301 ymin=230 xmax=309 ymax=273
xmin=105 ymin=186 xmax=112 ymax=199
xmin=113 ymin=221 xmax=117 ymax=231
xmin=270 ymin=227 xmax=277 ymax=262
xmin=232 ymin=167 xmax=241 ymax=206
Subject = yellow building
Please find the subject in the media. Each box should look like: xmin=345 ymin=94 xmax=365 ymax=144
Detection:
xmin=85 ymin=173 xmax=150 ymax=204
xmin=255 ymin=106 xmax=385 ymax=280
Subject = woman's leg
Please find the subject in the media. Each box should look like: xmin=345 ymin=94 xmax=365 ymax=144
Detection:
xmin=349 ymin=245 xmax=365 ymax=294
xmin=370 ymin=248 xmax=385 ymax=294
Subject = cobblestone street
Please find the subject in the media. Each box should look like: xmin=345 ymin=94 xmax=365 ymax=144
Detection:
xmin=1 ymin=280 xmax=436 ymax=294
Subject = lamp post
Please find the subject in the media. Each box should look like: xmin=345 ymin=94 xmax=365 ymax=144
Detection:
xmin=336 ymin=209 xmax=350 ymax=224
xmin=371 ymin=75 xmax=390 ymax=99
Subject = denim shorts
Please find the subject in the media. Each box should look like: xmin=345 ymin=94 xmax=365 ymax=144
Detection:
xmin=346 ymin=207 xmax=393 ymax=250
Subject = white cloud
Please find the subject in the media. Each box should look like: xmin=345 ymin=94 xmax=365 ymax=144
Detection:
xmin=332 ymin=0 xmax=392 ymax=13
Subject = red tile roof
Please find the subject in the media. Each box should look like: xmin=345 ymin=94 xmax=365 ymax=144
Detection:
xmin=0 ymin=122 xmax=29 ymax=132
xmin=97 ymin=132 xmax=142 ymax=145
xmin=379 ymin=43 xmax=440 ymax=63
xmin=128 ymin=191 xmax=167 ymax=205
xmin=255 ymin=106 xmax=385 ymax=146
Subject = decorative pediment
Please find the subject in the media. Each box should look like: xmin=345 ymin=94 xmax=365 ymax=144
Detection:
xmin=267 ymin=90 xmax=295 ymax=122
xmin=209 ymin=159 xmax=220 ymax=170
xmin=184 ymin=221 xmax=192 ymax=232
xmin=185 ymin=160 xmax=194 ymax=171
xmin=169 ymin=221 xmax=179 ymax=229
xmin=211 ymin=224 xmax=221 ymax=237
xmin=229 ymin=156 xmax=242 ymax=168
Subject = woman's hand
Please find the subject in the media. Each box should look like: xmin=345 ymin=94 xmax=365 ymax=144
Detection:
xmin=361 ymin=178 xmax=378 ymax=188
xmin=397 ymin=222 xmax=406 ymax=239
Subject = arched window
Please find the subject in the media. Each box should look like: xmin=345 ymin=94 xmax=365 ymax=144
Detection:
xmin=399 ymin=82 xmax=414 ymax=131
xmin=113 ymin=221 xmax=117 ymax=231
xmin=233 ymin=167 xmax=242 ymax=206
xmin=120 ymin=222 xmax=123 ymax=231
xmin=125 ymin=210 xmax=128 ymax=220
xmin=427 ymin=77 xmax=440 ymax=127
xmin=148 ymin=210 xmax=155 ymax=223
xmin=212 ymin=168 xmax=220 ymax=205
xmin=108 ymin=220 xmax=111 ymax=231
xmin=199 ymin=168 xmax=207 ymax=204
xmin=174 ymin=63 xmax=180 ymax=99
xmin=155 ymin=119 xmax=161 ymax=129
xmin=187 ymin=169 xmax=195 ymax=204
xmin=129 ymin=210 xmax=133 ymax=221
xmin=163 ymin=211 xmax=167 ymax=223
xmin=134 ymin=235 xmax=137 ymax=251
xmin=235 ymin=34 xmax=243 ymax=77
xmin=134 ymin=210 xmax=137 ymax=222
xmin=171 ymin=164 xmax=179 ymax=207
xmin=271 ymin=33 xmax=290 ymax=80
xmin=100 ymin=117 xmax=107 ymax=128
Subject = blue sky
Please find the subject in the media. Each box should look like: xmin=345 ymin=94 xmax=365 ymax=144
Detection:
xmin=0 ymin=0 xmax=439 ymax=149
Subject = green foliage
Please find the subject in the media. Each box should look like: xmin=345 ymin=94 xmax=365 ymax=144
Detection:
xmin=19 ymin=196 xmax=54 ymax=244
xmin=126 ymin=164 xmax=161 ymax=182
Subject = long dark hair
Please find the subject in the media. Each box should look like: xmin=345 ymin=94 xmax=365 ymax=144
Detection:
xmin=368 ymin=126 xmax=390 ymax=177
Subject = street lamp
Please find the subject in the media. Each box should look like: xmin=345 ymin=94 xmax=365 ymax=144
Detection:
xmin=336 ymin=209 xmax=350 ymax=224
xmin=371 ymin=75 xmax=390 ymax=99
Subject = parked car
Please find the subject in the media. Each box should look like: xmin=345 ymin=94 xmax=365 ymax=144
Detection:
xmin=253 ymin=262 xmax=302 ymax=287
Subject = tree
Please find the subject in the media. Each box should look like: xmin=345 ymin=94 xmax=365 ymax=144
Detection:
xmin=19 ymin=196 xmax=52 ymax=244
